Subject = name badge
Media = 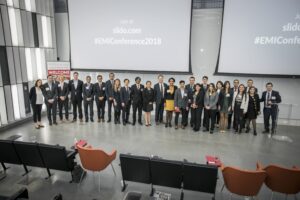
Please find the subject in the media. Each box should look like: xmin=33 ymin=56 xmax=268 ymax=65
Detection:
xmin=226 ymin=94 xmax=230 ymax=97
xmin=86 ymin=87 xmax=89 ymax=90
xmin=167 ymin=90 xmax=170 ymax=93
xmin=46 ymin=88 xmax=50 ymax=91
xmin=271 ymin=96 xmax=276 ymax=100
xmin=140 ymin=88 xmax=143 ymax=92
xmin=184 ymin=93 xmax=187 ymax=96
xmin=102 ymin=87 xmax=105 ymax=90
xmin=58 ymin=84 xmax=61 ymax=87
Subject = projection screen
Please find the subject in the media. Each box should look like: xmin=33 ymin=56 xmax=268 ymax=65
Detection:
xmin=68 ymin=0 xmax=192 ymax=72
xmin=217 ymin=0 xmax=300 ymax=76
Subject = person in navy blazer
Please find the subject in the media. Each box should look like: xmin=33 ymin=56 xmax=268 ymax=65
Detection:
xmin=82 ymin=76 xmax=94 ymax=122
xmin=105 ymin=72 xmax=115 ymax=122
xmin=42 ymin=75 xmax=58 ymax=125
xmin=131 ymin=77 xmax=144 ymax=126
xmin=120 ymin=79 xmax=132 ymax=125
xmin=153 ymin=74 xmax=168 ymax=125
xmin=94 ymin=74 xmax=106 ymax=122
xmin=57 ymin=75 xmax=69 ymax=121
xmin=260 ymin=82 xmax=281 ymax=134
xmin=185 ymin=76 xmax=196 ymax=127
xmin=69 ymin=72 xmax=84 ymax=122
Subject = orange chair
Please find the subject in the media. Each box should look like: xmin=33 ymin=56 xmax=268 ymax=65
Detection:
xmin=221 ymin=164 xmax=267 ymax=200
xmin=76 ymin=145 xmax=117 ymax=190
xmin=257 ymin=162 xmax=300 ymax=200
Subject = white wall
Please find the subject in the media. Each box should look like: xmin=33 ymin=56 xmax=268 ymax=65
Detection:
xmin=56 ymin=9 xmax=300 ymax=125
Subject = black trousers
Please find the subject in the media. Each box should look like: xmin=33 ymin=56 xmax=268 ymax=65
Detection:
xmin=234 ymin=108 xmax=244 ymax=131
xmin=96 ymin=100 xmax=106 ymax=119
xmin=191 ymin=107 xmax=203 ymax=131
xmin=155 ymin=100 xmax=164 ymax=122
xmin=263 ymin=107 xmax=278 ymax=131
xmin=122 ymin=102 xmax=131 ymax=123
xmin=204 ymin=109 xmax=217 ymax=131
xmin=175 ymin=108 xmax=188 ymax=126
xmin=72 ymin=99 xmax=83 ymax=120
xmin=107 ymin=99 xmax=114 ymax=121
xmin=46 ymin=101 xmax=57 ymax=123
xmin=32 ymin=104 xmax=42 ymax=123
xmin=114 ymin=107 xmax=121 ymax=123
xmin=58 ymin=99 xmax=69 ymax=120
xmin=186 ymin=105 xmax=193 ymax=125
xmin=203 ymin=107 xmax=208 ymax=127
xmin=84 ymin=100 xmax=94 ymax=120
xmin=132 ymin=102 xmax=143 ymax=123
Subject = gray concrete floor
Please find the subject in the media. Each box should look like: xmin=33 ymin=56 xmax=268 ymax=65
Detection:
xmin=0 ymin=116 xmax=299 ymax=200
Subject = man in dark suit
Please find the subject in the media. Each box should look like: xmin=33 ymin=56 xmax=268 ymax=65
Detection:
xmin=57 ymin=75 xmax=69 ymax=121
xmin=260 ymin=82 xmax=281 ymax=134
xmin=185 ymin=76 xmax=196 ymax=127
xmin=131 ymin=77 xmax=144 ymax=126
xmin=94 ymin=74 xmax=106 ymax=122
xmin=120 ymin=79 xmax=131 ymax=126
xmin=245 ymin=79 xmax=258 ymax=93
xmin=69 ymin=72 xmax=84 ymax=122
xmin=228 ymin=79 xmax=239 ymax=129
xmin=105 ymin=72 xmax=115 ymax=122
xmin=174 ymin=80 xmax=189 ymax=129
xmin=83 ymin=76 xmax=94 ymax=122
xmin=200 ymin=76 xmax=209 ymax=127
xmin=42 ymin=75 xmax=58 ymax=125
xmin=153 ymin=74 xmax=167 ymax=125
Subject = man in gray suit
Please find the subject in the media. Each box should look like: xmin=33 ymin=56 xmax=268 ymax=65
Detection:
xmin=42 ymin=75 xmax=58 ymax=126
xmin=174 ymin=80 xmax=189 ymax=129
xmin=154 ymin=74 xmax=168 ymax=125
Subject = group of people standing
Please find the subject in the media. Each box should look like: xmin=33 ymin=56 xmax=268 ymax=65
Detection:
xmin=29 ymin=72 xmax=281 ymax=135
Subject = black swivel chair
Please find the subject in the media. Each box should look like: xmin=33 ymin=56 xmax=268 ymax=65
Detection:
xmin=183 ymin=162 xmax=218 ymax=200
xmin=150 ymin=158 xmax=183 ymax=197
xmin=119 ymin=154 xmax=151 ymax=192
xmin=38 ymin=143 xmax=77 ymax=182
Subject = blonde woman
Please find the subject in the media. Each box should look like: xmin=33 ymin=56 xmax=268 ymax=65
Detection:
xmin=204 ymin=83 xmax=219 ymax=134
xmin=113 ymin=79 xmax=122 ymax=124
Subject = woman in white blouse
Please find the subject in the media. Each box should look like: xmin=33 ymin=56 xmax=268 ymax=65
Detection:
xmin=29 ymin=79 xmax=45 ymax=129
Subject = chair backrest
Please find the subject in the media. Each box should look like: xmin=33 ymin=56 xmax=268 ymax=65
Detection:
xmin=0 ymin=140 xmax=22 ymax=165
xmin=150 ymin=158 xmax=183 ymax=189
xmin=13 ymin=141 xmax=45 ymax=168
xmin=183 ymin=162 xmax=218 ymax=194
xmin=77 ymin=145 xmax=112 ymax=171
xmin=222 ymin=166 xmax=266 ymax=196
xmin=264 ymin=165 xmax=300 ymax=194
xmin=120 ymin=154 xmax=151 ymax=184
xmin=38 ymin=143 xmax=74 ymax=171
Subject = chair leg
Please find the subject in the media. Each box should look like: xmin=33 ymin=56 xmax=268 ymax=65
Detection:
xmin=229 ymin=193 xmax=232 ymax=200
xmin=78 ymin=170 xmax=85 ymax=185
xmin=111 ymin=163 xmax=116 ymax=176
xmin=98 ymin=172 xmax=101 ymax=192
xmin=221 ymin=184 xmax=225 ymax=192
xmin=286 ymin=194 xmax=288 ymax=200
xmin=271 ymin=191 xmax=274 ymax=200
xmin=295 ymin=194 xmax=298 ymax=200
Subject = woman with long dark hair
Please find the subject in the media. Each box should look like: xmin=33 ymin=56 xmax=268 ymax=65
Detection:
xmin=113 ymin=79 xmax=122 ymax=124
xmin=164 ymin=78 xmax=177 ymax=128
xmin=232 ymin=84 xmax=249 ymax=133
xmin=219 ymin=81 xmax=232 ymax=133
xmin=29 ymin=79 xmax=45 ymax=129
xmin=204 ymin=83 xmax=219 ymax=134
xmin=142 ymin=81 xmax=155 ymax=126
xmin=245 ymin=86 xmax=260 ymax=135
xmin=191 ymin=83 xmax=204 ymax=132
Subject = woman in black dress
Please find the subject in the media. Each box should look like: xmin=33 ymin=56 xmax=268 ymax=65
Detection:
xmin=113 ymin=79 xmax=122 ymax=124
xmin=142 ymin=81 xmax=155 ymax=126
xmin=245 ymin=86 xmax=260 ymax=135
xmin=191 ymin=83 xmax=204 ymax=132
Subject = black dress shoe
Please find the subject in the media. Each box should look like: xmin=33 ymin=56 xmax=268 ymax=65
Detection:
xmin=53 ymin=122 xmax=58 ymax=125
xmin=132 ymin=122 xmax=136 ymax=126
xmin=245 ymin=127 xmax=250 ymax=133
xmin=254 ymin=131 xmax=257 ymax=136
xmin=165 ymin=123 xmax=168 ymax=128
xmin=123 ymin=122 xmax=126 ymax=126
xmin=49 ymin=121 xmax=53 ymax=126
xmin=114 ymin=121 xmax=117 ymax=124
xmin=271 ymin=129 xmax=275 ymax=134
xmin=90 ymin=119 xmax=94 ymax=122
xmin=85 ymin=119 xmax=88 ymax=123
xmin=262 ymin=129 xmax=269 ymax=134
xmin=72 ymin=119 xmax=77 ymax=123
xmin=107 ymin=119 xmax=111 ymax=123
xmin=169 ymin=123 xmax=172 ymax=127
xmin=127 ymin=121 xmax=132 ymax=124
xmin=210 ymin=130 xmax=213 ymax=134
xmin=138 ymin=122 xmax=143 ymax=125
